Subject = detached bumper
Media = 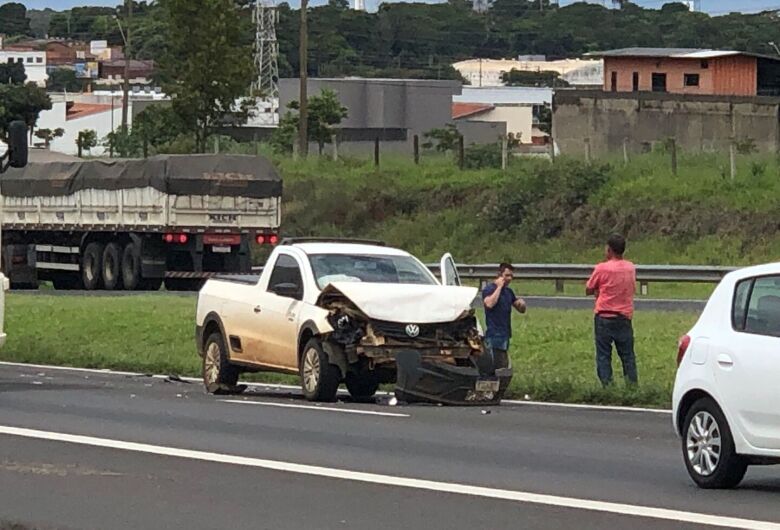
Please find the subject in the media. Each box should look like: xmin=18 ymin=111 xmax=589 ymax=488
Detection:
xmin=394 ymin=350 xmax=512 ymax=406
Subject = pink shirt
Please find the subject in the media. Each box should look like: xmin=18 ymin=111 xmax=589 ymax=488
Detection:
xmin=586 ymin=259 xmax=636 ymax=319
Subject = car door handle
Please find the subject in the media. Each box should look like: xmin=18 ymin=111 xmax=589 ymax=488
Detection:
xmin=253 ymin=306 xmax=262 ymax=314
xmin=717 ymin=354 xmax=734 ymax=367
xmin=287 ymin=314 xmax=296 ymax=321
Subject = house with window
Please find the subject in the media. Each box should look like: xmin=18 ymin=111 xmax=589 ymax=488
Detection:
xmin=0 ymin=50 xmax=48 ymax=86
xmin=588 ymin=48 xmax=780 ymax=97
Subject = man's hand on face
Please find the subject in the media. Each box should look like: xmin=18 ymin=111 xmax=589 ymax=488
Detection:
xmin=495 ymin=276 xmax=506 ymax=289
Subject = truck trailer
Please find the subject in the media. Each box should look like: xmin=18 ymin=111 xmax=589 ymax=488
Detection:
xmin=0 ymin=153 xmax=282 ymax=291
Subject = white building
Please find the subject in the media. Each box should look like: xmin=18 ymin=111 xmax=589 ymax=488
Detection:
xmin=452 ymin=58 xmax=603 ymax=88
xmin=0 ymin=50 xmax=48 ymax=86
xmin=453 ymin=87 xmax=552 ymax=144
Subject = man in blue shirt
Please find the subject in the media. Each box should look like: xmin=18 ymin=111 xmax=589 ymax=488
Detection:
xmin=482 ymin=263 xmax=527 ymax=370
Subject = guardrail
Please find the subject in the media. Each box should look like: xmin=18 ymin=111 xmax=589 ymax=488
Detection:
xmin=247 ymin=263 xmax=737 ymax=294
xmin=429 ymin=264 xmax=738 ymax=294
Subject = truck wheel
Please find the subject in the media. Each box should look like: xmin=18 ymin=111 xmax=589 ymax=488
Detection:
xmin=345 ymin=372 xmax=380 ymax=401
xmin=121 ymin=242 xmax=142 ymax=290
xmin=300 ymin=338 xmax=341 ymax=402
xmin=202 ymin=332 xmax=241 ymax=394
xmin=81 ymin=242 xmax=105 ymax=290
xmin=102 ymin=242 xmax=123 ymax=291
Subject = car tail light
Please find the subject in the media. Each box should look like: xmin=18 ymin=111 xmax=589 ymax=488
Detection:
xmin=677 ymin=335 xmax=691 ymax=366
xmin=256 ymin=234 xmax=266 ymax=245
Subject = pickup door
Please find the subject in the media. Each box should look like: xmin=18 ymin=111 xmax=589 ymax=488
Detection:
xmin=249 ymin=253 xmax=305 ymax=371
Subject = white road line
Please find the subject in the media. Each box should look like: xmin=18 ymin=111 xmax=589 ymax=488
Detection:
xmin=221 ymin=399 xmax=410 ymax=418
xmin=0 ymin=425 xmax=776 ymax=530
xmin=0 ymin=361 xmax=674 ymax=414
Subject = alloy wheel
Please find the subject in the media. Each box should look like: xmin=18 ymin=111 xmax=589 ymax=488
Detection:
xmin=303 ymin=347 xmax=320 ymax=393
xmin=686 ymin=411 xmax=722 ymax=476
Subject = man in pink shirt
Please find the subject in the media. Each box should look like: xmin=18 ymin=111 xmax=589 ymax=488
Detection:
xmin=586 ymin=234 xmax=638 ymax=386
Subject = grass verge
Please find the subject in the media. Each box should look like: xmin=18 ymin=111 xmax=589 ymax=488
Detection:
xmin=2 ymin=294 xmax=698 ymax=408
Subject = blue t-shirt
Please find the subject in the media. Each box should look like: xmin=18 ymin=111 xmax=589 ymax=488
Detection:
xmin=482 ymin=283 xmax=517 ymax=339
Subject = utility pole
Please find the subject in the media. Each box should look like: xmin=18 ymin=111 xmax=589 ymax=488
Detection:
xmin=121 ymin=0 xmax=132 ymax=134
xmin=298 ymin=0 xmax=309 ymax=158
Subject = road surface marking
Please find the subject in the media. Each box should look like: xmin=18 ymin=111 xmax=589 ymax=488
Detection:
xmin=221 ymin=399 xmax=409 ymax=418
xmin=0 ymin=426 xmax=776 ymax=530
xmin=0 ymin=361 xmax=674 ymax=414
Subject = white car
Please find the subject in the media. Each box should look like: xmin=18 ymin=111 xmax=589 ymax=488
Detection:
xmin=195 ymin=239 xmax=512 ymax=405
xmin=673 ymin=263 xmax=780 ymax=488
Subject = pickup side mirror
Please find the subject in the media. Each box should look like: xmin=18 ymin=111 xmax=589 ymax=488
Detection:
xmin=7 ymin=120 xmax=28 ymax=169
xmin=270 ymin=282 xmax=302 ymax=300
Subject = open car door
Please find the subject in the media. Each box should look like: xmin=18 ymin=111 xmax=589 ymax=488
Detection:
xmin=439 ymin=252 xmax=461 ymax=286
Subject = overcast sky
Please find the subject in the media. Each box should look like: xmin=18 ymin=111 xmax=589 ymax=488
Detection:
xmin=9 ymin=0 xmax=779 ymax=14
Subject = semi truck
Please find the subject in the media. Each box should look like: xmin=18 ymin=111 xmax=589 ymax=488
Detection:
xmin=0 ymin=153 xmax=282 ymax=291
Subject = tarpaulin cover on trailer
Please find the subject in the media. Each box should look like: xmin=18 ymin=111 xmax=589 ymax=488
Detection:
xmin=0 ymin=154 xmax=282 ymax=198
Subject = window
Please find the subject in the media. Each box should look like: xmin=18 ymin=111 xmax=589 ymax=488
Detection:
xmin=309 ymin=254 xmax=436 ymax=289
xmin=26 ymin=57 xmax=33 ymax=63
xmin=739 ymin=276 xmax=780 ymax=337
xmin=610 ymin=71 xmax=618 ymax=92
xmin=732 ymin=279 xmax=753 ymax=331
xmin=36 ymin=57 xmax=43 ymax=64
xmin=632 ymin=72 xmax=640 ymax=92
xmin=651 ymin=73 xmax=667 ymax=93
xmin=684 ymin=73 xmax=700 ymax=87
xmin=267 ymin=254 xmax=303 ymax=300
xmin=701 ymin=60 xmax=709 ymax=69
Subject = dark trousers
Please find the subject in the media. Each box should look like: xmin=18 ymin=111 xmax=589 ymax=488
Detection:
xmin=594 ymin=315 xmax=638 ymax=386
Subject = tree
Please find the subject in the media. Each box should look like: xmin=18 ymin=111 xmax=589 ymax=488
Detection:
xmin=34 ymin=128 xmax=65 ymax=148
xmin=76 ymin=129 xmax=98 ymax=158
xmin=47 ymin=68 xmax=83 ymax=93
xmin=422 ymin=124 xmax=460 ymax=152
xmin=0 ymin=2 xmax=31 ymax=36
xmin=270 ymin=89 xmax=348 ymax=154
xmin=0 ymin=62 xmax=27 ymax=85
xmin=158 ymin=0 xmax=256 ymax=153
xmin=502 ymin=69 xmax=571 ymax=88
xmin=0 ymin=83 xmax=52 ymax=141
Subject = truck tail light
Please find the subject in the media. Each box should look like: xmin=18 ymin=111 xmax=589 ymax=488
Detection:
xmin=677 ymin=335 xmax=691 ymax=367
xmin=163 ymin=233 xmax=189 ymax=244
xmin=269 ymin=234 xmax=279 ymax=245
xmin=255 ymin=234 xmax=279 ymax=245
xmin=256 ymin=234 xmax=266 ymax=245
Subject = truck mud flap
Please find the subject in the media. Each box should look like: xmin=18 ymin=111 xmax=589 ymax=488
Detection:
xmin=394 ymin=350 xmax=512 ymax=406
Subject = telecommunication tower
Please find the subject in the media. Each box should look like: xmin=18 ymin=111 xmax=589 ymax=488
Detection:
xmin=354 ymin=0 xmax=366 ymax=11
xmin=252 ymin=0 xmax=280 ymax=124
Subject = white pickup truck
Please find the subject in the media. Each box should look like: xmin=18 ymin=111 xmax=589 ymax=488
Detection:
xmin=195 ymin=239 xmax=513 ymax=405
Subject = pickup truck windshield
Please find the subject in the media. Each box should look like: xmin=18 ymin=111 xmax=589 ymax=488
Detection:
xmin=309 ymin=254 xmax=436 ymax=289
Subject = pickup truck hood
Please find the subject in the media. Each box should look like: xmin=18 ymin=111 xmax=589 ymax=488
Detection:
xmin=318 ymin=282 xmax=479 ymax=324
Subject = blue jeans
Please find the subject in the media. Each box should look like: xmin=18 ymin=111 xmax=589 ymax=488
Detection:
xmin=485 ymin=335 xmax=510 ymax=371
xmin=594 ymin=315 xmax=638 ymax=386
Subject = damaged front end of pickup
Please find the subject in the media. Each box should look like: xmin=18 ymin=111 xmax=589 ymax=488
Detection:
xmin=317 ymin=284 xmax=513 ymax=405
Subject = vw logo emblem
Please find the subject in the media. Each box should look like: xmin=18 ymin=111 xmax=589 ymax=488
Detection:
xmin=405 ymin=324 xmax=420 ymax=338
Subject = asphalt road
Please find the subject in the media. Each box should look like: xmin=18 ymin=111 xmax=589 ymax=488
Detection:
xmin=0 ymin=363 xmax=778 ymax=530
xmin=11 ymin=289 xmax=706 ymax=311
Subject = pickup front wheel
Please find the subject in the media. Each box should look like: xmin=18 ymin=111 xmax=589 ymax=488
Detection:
xmin=203 ymin=332 xmax=241 ymax=394
xmin=300 ymin=339 xmax=341 ymax=402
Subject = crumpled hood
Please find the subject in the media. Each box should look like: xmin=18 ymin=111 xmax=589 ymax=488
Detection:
xmin=318 ymin=282 xmax=479 ymax=324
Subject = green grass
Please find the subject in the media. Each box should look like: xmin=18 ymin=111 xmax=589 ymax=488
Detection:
xmin=1 ymin=294 xmax=699 ymax=408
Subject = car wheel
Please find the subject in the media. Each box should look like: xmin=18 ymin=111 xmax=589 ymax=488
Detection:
xmin=81 ymin=242 xmax=105 ymax=290
xmin=345 ymin=372 xmax=379 ymax=401
xmin=683 ymin=397 xmax=748 ymax=489
xmin=102 ymin=242 xmax=124 ymax=290
xmin=202 ymin=332 xmax=241 ymax=394
xmin=300 ymin=338 xmax=340 ymax=402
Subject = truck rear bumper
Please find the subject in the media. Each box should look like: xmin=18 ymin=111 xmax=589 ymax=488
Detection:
xmin=393 ymin=350 xmax=512 ymax=406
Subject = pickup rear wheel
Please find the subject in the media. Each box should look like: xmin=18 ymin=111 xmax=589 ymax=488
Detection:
xmin=300 ymin=339 xmax=341 ymax=402
xmin=203 ymin=332 xmax=241 ymax=394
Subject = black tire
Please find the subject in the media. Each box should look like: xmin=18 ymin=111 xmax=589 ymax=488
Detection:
xmin=682 ymin=397 xmax=748 ymax=489
xmin=121 ymin=242 xmax=143 ymax=290
xmin=102 ymin=242 xmax=123 ymax=291
xmin=81 ymin=242 xmax=105 ymax=290
xmin=164 ymin=278 xmax=204 ymax=291
xmin=345 ymin=372 xmax=380 ymax=401
xmin=300 ymin=338 xmax=341 ymax=402
xmin=202 ymin=332 xmax=241 ymax=394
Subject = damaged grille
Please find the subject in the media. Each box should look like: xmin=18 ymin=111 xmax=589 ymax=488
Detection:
xmin=370 ymin=317 xmax=478 ymax=343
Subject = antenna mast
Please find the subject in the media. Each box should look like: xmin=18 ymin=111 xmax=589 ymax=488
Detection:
xmin=253 ymin=0 xmax=280 ymax=125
